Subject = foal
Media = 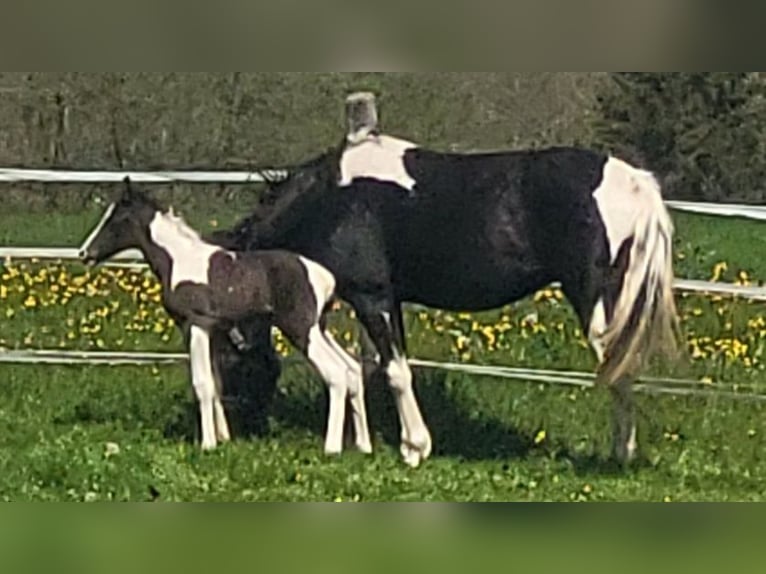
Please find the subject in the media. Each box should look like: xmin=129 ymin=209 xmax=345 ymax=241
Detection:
xmin=78 ymin=179 xmax=372 ymax=456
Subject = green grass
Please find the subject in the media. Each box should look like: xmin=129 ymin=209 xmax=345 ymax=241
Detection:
xmin=0 ymin=203 xmax=248 ymax=248
xmin=673 ymin=212 xmax=766 ymax=281
xmin=1 ymin=207 xmax=766 ymax=501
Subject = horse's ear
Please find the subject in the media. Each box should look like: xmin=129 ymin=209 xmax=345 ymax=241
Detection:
xmin=121 ymin=176 xmax=136 ymax=201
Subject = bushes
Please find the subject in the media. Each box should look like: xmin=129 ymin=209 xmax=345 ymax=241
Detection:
xmin=0 ymin=73 xmax=602 ymax=212
xmin=594 ymin=73 xmax=766 ymax=203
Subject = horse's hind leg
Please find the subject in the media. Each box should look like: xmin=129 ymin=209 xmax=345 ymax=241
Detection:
xmin=588 ymin=300 xmax=638 ymax=464
xmin=291 ymin=325 xmax=351 ymax=456
xmin=210 ymin=329 xmax=232 ymax=444
xmin=321 ymin=330 xmax=373 ymax=454
xmin=567 ymin=274 xmax=638 ymax=465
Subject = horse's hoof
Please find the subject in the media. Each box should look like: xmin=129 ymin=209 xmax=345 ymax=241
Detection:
xmin=402 ymin=448 xmax=423 ymax=469
xmin=356 ymin=441 xmax=374 ymax=455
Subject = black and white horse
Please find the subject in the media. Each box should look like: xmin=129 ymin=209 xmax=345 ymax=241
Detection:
xmin=78 ymin=179 xmax=372 ymax=456
xmin=217 ymin=131 xmax=679 ymax=468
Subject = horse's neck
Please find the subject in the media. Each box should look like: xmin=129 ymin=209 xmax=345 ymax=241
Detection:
xmin=139 ymin=215 xmax=205 ymax=287
xmin=152 ymin=212 xmax=211 ymax=255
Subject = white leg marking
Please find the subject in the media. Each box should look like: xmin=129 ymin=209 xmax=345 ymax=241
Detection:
xmin=212 ymin=369 xmax=231 ymax=444
xmin=589 ymin=299 xmax=608 ymax=364
xmin=306 ymin=326 xmax=349 ymax=456
xmin=627 ymin=425 xmax=638 ymax=460
xmin=214 ymin=400 xmax=231 ymax=443
xmin=189 ymin=326 xmax=218 ymax=451
xmin=322 ymin=331 xmax=373 ymax=455
xmin=612 ymin=379 xmax=638 ymax=464
xmin=386 ymin=351 xmax=432 ymax=468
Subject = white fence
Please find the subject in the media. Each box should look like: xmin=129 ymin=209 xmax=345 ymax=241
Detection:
xmin=1 ymin=167 xmax=766 ymax=399
xmin=0 ymin=168 xmax=285 ymax=185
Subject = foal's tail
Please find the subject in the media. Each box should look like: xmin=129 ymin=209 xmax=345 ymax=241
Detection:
xmin=598 ymin=162 xmax=679 ymax=386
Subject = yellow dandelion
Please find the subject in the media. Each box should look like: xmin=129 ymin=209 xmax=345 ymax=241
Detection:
xmin=711 ymin=262 xmax=728 ymax=283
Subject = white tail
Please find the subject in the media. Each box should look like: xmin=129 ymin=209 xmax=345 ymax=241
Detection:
xmin=594 ymin=159 xmax=679 ymax=385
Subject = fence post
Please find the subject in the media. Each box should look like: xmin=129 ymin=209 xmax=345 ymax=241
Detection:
xmin=346 ymin=92 xmax=379 ymax=144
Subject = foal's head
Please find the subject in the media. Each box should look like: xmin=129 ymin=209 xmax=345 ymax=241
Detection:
xmin=79 ymin=178 xmax=160 ymax=266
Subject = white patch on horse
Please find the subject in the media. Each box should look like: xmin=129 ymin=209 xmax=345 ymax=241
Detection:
xmin=340 ymin=134 xmax=418 ymax=192
xmin=79 ymin=202 xmax=116 ymax=254
xmin=588 ymin=299 xmax=607 ymax=364
xmin=298 ymin=256 xmax=336 ymax=319
xmin=149 ymin=211 xmax=230 ymax=290
xmin=593 ymin=157 xmax=657 ymax=263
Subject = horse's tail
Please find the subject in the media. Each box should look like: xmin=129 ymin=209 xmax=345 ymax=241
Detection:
xmin=596 ymin=159 xmax=679 ymax=386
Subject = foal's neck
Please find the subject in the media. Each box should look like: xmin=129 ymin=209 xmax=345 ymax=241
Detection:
xmin=139 ymin=210 xmax=216 ymax=289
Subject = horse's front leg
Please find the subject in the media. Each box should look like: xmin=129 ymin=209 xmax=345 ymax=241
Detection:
xmin=209 ymin=329 xmax=233 ymax=444
xmin=355 ymin=300 xmax=432 ymax=468
xmin=189 ymin=325 xmax=219 ymax=450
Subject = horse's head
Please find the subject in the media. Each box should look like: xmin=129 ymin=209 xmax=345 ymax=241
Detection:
xmin=78 ymin=177 xmax=159 ymax=266
xmin=227 ymin=149 xmax=342 ymax=249
xmin=258 ymin=149 xmax=340 ymax=211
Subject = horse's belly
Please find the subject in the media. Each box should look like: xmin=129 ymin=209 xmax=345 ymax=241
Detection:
xmin=397 ymin=255 xmax=549 ymax=312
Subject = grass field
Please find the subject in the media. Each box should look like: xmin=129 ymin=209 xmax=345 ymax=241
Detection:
xmin=0 ymin=206 xmax=765 ymax=502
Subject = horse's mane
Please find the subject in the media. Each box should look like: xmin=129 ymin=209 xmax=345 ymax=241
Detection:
xmin=258 ymin=146 xmax=341 ymax=210
xmin=227 ymin=143 xmax=344 ymax=245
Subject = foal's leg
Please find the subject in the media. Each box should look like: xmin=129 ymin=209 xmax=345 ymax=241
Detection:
xmin=322 ymin=331 xmax=373 ymax=454
xmin=289 ymin=325 xmax=350 ymax=455
xmin=210 ymin=330 xmax=232 ymax=444
xmin=189 ymin=325 xmax=218 ymax=450
xmin=356 ymin=300 xmax=431 ymax=468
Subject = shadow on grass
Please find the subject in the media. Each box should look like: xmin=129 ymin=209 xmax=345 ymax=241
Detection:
xmin=266 ymin=366 xmax=627 ymax=472
xmin=106 ymin=356 xmax=636 ymax=477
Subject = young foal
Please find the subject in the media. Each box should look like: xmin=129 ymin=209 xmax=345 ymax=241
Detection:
xmin=78 ymin=179 xmax=372 ymax=456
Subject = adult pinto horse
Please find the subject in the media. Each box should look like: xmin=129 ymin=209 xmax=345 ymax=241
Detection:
xmin=215 ymin=131 xmax=679 ymax=468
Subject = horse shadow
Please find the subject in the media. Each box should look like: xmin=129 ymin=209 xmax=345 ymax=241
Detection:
xmin=160 ymin=360 xmax=641 ymax=477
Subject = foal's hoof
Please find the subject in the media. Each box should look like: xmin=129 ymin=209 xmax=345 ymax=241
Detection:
xmin=401 ymin=433 xmax=432 ymax=469
xmin=216 ymin=428 xmax=232 ymax=444
xmin=201 ymin=441 xmax=218 ymax=452
xmin=356 ymin=441 xmax=374 ymax=456
xmin=324 ymin=447 xmax=343 ymax=458
xmin=613 ymin=431 xmax=639 ymax=467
